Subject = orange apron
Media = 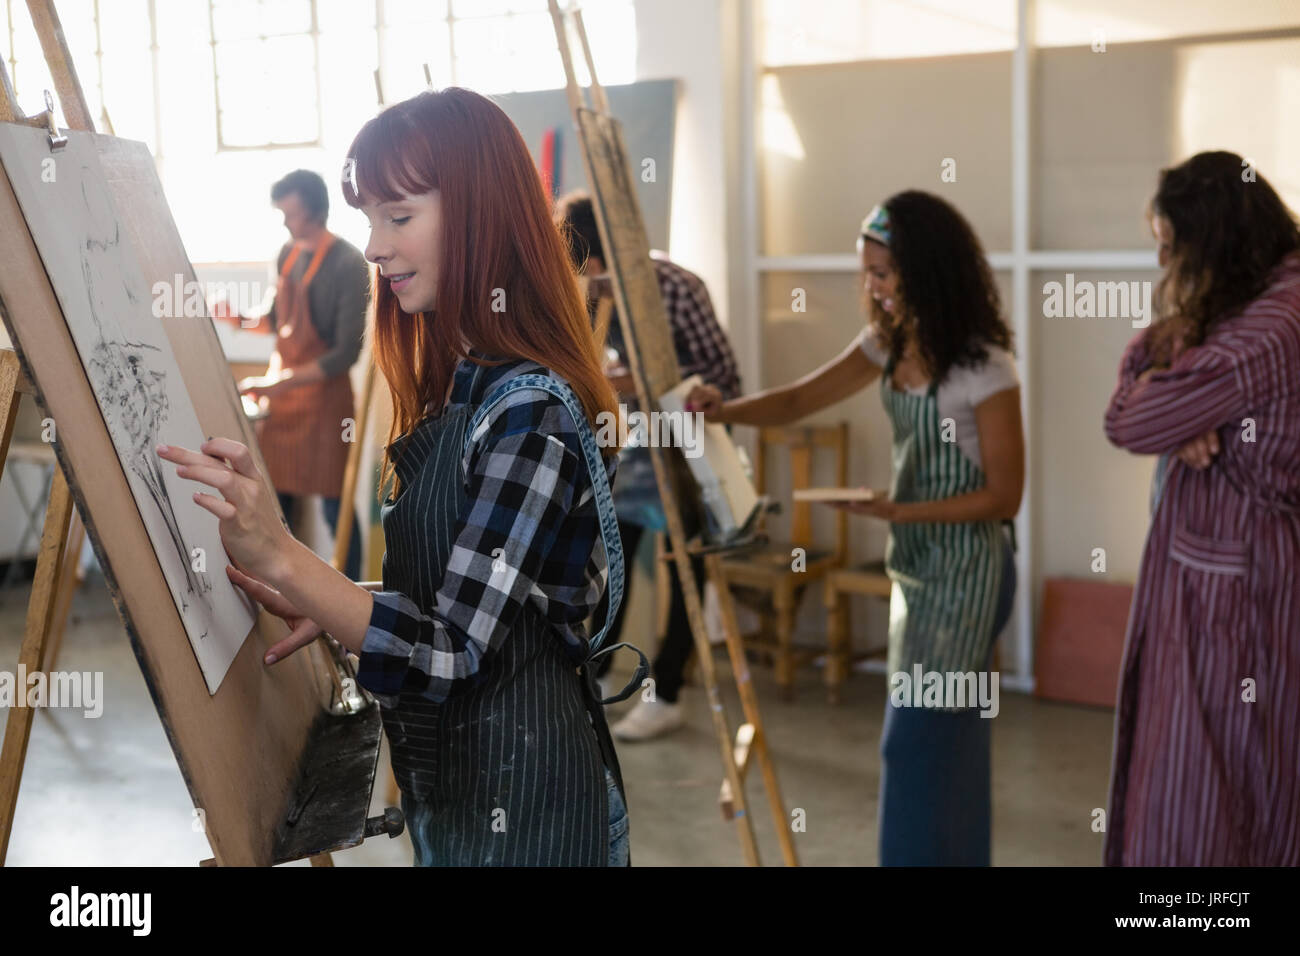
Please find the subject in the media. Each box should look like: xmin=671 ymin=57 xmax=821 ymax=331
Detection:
xmin=255 ymin=233 xmax=355 ymax=498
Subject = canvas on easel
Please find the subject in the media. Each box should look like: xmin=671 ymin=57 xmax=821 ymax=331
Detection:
xmin=0 ymin=123 xmax=255 ymax=693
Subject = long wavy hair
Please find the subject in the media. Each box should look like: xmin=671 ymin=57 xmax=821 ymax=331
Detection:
xmin=1145 ymin=151 xmax=1300 ymax=365
xmin=863 ymin=190 xmax=1012 ymax=382
xmin=342 ymin=89 xmax=620 ymax=494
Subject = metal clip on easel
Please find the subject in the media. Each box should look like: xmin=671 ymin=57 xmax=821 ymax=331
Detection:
xmin=42 ymin=90 xmax=66 ymax=151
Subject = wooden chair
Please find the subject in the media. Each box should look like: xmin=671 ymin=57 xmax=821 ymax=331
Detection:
xmin=822 ymin=561 xmax=892 ymax=704
xmin=710 ymin=423 xmax=849 ymax=701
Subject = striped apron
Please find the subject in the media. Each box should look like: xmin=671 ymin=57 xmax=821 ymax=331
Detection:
xmin=380 ymin=364 xmax=630 ymax=866
xmin=876 ymin=357 xmax=1008 ymax=866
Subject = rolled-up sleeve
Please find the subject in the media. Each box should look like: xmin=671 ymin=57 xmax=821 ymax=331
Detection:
xmin=355 ymin=397 xmax=584 ymax=704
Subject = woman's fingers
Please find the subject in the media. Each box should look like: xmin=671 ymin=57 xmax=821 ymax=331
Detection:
xmin=193 ymin=491 xmax=237 ymax=520
xmin=202 ymin=437 xmax=260 ymax=479
xmin=175 ymin=462 xmax=238 ymax=494
xmin=156 ymin=443 xmax=227 ymax=472
xmin=264 ymin=620 xmax=324 ymax=665
xmin=227 ymin=564 xmax=279 ymax=602
xmin=227 ymin=565 xmax=301 ymax=619
xmin=1176 ymin=430 xmax=1221 ymax=470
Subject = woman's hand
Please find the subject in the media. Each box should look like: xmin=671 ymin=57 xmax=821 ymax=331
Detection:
xmin=156 ymin=437 xmax=292 ymax=582
xmin=226 ymin=564 xmax=323 ymax=664
xmin=826 ymin=490 xmax=897 ymax=521
xmin=1174 ymin=428 xmax=1220 ymax=470
xmin=685 ymin=383 xmax=725 ymax=422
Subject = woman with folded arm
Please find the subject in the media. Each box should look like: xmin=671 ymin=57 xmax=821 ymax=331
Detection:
xmin=1103 ymin=151 xmax=1300 ymax=866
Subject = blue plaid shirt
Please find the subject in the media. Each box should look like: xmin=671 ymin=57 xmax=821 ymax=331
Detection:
xmin=356 ymin=356 xmax=618 ymax=705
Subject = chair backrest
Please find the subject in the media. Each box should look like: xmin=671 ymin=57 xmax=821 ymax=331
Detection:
xmin=756 ymin=422 xmax=848 ymax=561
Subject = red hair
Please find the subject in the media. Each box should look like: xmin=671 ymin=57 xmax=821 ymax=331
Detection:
xmin=343 ymin=88 xmax=619 ymax=493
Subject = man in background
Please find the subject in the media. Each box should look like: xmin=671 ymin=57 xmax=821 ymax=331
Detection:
xmin=555 ymin=191 xmax=742 ymax=741
xmin=214 ymin=169 xmax=367 ymax=579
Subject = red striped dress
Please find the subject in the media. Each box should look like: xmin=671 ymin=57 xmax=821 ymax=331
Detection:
xmin=1103 ymin=253 xmax=1300 ymax=865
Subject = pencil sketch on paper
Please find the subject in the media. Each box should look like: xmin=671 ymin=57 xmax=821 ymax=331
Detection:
xmin=0 ymin=124 xmax=255 ymax=692
xmin=82 ymin=231 xmax=212 ymax=618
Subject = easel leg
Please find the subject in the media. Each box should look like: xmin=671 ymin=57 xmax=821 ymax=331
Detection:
xmin=44 ymin=508 xmax=85 ymax=671
xmin=0 ymin=469 xmax=74 ymax=864
xmin=707 ymin=554 xmax=800 ymax=867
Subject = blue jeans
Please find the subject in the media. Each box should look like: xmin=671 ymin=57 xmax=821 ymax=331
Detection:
xmin=878 ymin=536 xmax=1017 ymax=866
xmin=607 ymin=768 xmax=630 ymax=866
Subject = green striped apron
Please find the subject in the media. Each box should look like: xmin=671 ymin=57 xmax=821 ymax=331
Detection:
xmin=880 ymin=357 xmax=1005 ymax=688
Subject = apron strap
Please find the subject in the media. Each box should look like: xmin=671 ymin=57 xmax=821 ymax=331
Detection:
xmin=462 ymin=373 xmax=625 ymax=656
xmin=585 ymin=641 xmax=650 ymax=704
xmin=279 ymin=233 xmax=336 ymax=285
xmin=279 ymin=244 xmax=303 ymax=278
xmin=301 ymin=232 xmax=336 ymax=287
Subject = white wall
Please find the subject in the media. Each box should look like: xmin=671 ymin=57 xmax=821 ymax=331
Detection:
xmin=633 ymin=0 xmax=740 ymax=345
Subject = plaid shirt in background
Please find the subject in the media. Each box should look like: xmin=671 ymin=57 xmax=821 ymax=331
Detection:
xmin=605 ymin=252 xmax=742 ymax=400
xmin=357 ymin=357 xmax=617 ymax=705
xmin=603 ymin=252 xmax=741 ymax=529
xmin=653 ymin=252 xmax=741 ymax=398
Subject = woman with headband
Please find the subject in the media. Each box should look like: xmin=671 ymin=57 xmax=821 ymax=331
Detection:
xmin=688 ymin=191 xmax=1024 ymax=865
xmin=157 ymin=88 xmax=643 ymax=866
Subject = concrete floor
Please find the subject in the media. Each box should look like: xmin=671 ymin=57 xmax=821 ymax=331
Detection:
xmin=0 ymin=568 xmax=1115 ymax=866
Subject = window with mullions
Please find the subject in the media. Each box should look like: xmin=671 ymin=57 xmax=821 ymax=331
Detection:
xmin=208 ymin=0 xmax=323 ymax=150
xmin=378 ymin=0 xmax=636 ymax=103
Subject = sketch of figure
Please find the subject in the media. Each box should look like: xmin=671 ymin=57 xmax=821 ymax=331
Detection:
xmin=88 ymin=336 xmax=212 ymax=612
xmin=80 ymin=227 xmax=212 ymax=615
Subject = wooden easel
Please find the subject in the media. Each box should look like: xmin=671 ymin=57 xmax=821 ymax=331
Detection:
xmin=0 ymin=0 xmax=384 ymax=867
xmin=0 ymin=0 xmax=100 ymax=866
xmin=549 ymin=1 xmax=798 ymax=867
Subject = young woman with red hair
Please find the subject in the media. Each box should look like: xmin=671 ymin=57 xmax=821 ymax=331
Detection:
xmin=158 ymin=88 xmax=637 ymax=866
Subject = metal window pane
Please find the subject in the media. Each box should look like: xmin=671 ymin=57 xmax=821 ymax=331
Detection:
xmin=383 ymin=21 xmax=452 ymax=99
xmin=384 ymin=0 xmax=448 ymax=24
xmin=212 ymin=0 xmax=313 ymax=41
xmin=216 ymin=34 xmax=319 ymax=146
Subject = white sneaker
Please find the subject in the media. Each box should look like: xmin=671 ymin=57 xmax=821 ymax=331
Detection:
xmin=612 ymin=696 xmax=684 ymax=741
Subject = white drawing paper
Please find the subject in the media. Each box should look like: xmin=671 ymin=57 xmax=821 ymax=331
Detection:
xmin=0 ymin=125 xmax=255 ymax=694
xmin=659 ymin=375 xmax=760 ymax=538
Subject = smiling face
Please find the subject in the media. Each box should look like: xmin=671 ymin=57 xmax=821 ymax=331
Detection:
xmin=361 ymin=190 xmax=443 ymax=314
xmin=860 ymin=238 xmax=901 ymax=314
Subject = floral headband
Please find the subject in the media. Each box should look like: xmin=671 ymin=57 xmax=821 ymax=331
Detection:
xmin=859 ymin=203 xmax=892 ymax=247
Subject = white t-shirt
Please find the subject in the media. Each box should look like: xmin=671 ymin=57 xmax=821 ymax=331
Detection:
xmin=854 ymin=328 xmax=1019 ymax=472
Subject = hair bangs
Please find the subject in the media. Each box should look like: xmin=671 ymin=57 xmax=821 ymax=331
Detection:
xmin=343 ymin=108 xmax=438 ymax=208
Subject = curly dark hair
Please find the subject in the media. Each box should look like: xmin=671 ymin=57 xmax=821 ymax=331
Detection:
xmin=864 ymin=190 xmax=1012 ymax=382
xmin=1145 ymin=151 xmax=1300 ymax=365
